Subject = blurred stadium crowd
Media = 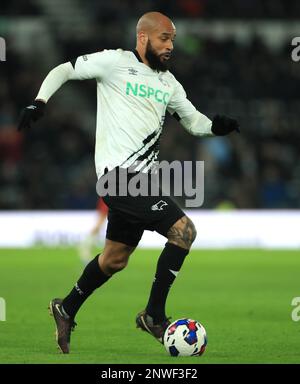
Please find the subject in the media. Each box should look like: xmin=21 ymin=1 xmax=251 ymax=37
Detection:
xmin=3 ymin=0 xmax=300 ymax=18
xmin=1 ymin=0 xmax=299 ymax=209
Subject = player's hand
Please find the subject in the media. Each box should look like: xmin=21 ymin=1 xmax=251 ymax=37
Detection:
xmin=17 ymin=100 xmax=46 ymax=131
xmin=211 ymin=115 xmax=240 ymax=136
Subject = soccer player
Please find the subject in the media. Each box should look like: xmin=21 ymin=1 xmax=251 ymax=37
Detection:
xmin=18 ymin=12 xmax=239 ymax=353
xmin=78 ymin=197 xmax=108 ymax=265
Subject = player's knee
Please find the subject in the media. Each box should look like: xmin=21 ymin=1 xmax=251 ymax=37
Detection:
xmin=100 ymin=241 xmax=134 ymax=275
xmin=102 ymin=257 xmax=128 ymax=275
xmin=110 ymin=258 xmax=128 ymax=274
xmin=100 ymin=248 xmax=132 ymax=275
xmin=167 ymin=216 xmax=197 ymax=249
xmin=190 ymin=220 xmax=197 ymax=244
xmin=184 ymin=217 xmax=197 ymax=247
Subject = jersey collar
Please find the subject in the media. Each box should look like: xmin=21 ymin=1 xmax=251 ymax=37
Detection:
xmin=132 ymin=49 xmax=161 ymax=73
xmin=132 ymin=49 xmax=143 ymax=63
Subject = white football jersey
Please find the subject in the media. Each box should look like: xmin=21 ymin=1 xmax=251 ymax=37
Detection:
xmin=72 ymin=49 xmax=210 ymax=178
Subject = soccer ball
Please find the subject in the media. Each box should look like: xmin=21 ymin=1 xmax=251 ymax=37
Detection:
xmin=163 ymin=318 xmax=207 ymax=357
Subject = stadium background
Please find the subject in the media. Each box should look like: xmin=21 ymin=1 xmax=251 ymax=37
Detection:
xmin=1 ymin=0 xmax=300 ymax=365
xmin=1 ymin=0 xmax=300 ymax=211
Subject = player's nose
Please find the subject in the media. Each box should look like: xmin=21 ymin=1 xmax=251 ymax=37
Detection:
xmin=167 ymin=40 xmax=173 ymax=51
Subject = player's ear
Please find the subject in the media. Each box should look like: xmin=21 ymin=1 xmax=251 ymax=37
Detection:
xmin=138 ymin=31 xmax=148 ymax=46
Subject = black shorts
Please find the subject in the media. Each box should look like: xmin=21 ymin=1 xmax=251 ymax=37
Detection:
xmin=98 ymin=169 xmax=185 ymax=247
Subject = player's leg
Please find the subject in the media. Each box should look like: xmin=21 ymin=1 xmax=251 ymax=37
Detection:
xmin=165 ymin=215 xmax=197 ymax=249
xmin=63 ymin=239 xmax=135 ymax=317
xmin=99 ymin=239 xmax=134 ymax=275
xmin=50 ymin=239 xmax=135 ymax=354
xmin=143 ymin=215 xmax=196 ymax=322
xmin=137 ymin=200 xmax=196 ymax=342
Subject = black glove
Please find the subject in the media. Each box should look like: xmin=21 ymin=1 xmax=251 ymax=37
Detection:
xmin=211 ymin=114 xmax=240 ymax=136
xmin=17 ymin=100 xmax=46 ymax=131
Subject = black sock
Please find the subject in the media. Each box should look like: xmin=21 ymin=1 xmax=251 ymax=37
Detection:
xmin=62 ymin=254 xmax=111 ymax=319
xmin=145 ymin=242 xmax=189 ymax=324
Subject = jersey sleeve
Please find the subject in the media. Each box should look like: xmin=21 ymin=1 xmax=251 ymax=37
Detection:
xmin=167 ymin=80 xmax=197 ymax=120
xmin=167 ymin=78 xmax=213 ymax=137
xmin=71 ymin=49 xmax=121 ymax=80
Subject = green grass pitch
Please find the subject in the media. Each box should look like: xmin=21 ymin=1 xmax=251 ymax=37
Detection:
xmin=0 ymin=247 xmax=300 ymax=364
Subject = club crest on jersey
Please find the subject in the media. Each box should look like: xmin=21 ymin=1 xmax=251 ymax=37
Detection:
xmin=151 ymin=200 xmax=168 ymax=211
xmin=128 ymin=67 xmax=138 ymax=75
xmin=158 ymin=73 xmax=170 ymax=87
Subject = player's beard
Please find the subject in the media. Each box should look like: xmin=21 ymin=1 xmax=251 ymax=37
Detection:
xmin=145 ymin=40 xmax=170 ymax=72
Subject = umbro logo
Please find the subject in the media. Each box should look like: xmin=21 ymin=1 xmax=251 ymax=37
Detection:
xmin=128 ymin=67 xmax=138 ymax=75
xmin=151 ymin=200 xmax=168 ymax=211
